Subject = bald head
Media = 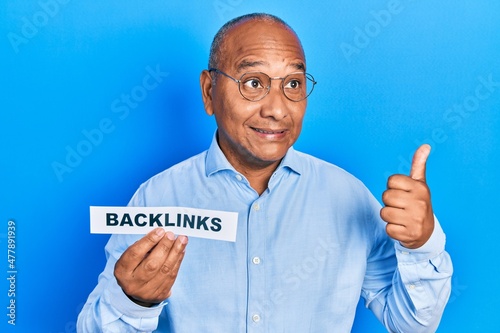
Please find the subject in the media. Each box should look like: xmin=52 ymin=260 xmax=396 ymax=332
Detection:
xmin=208 ymin=13 xmax=304 ymax=70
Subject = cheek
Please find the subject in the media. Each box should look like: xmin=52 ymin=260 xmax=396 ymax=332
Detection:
xmin=291 ymin=107 xmax=306 ymax=132
xmin=221 ymin=98 xmax=256 ymax=123
xmin=215 ymin=99 xmax=254 ymax=135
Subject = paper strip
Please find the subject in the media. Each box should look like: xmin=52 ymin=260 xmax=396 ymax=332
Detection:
xmin=90 ymin=206 xmax=238 ymax=242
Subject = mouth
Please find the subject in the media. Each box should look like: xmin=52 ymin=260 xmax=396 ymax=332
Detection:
xmin=250 ymin=126 xmax=288 ymax=141
xmin=251 ymin=127 xmax=287 ymax=135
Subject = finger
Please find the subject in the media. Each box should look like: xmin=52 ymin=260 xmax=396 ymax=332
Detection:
xmin=117 ymin=228 xmax=166 ymax=271
xmin=410 ymin=144 xmax=431 ymax=182
xmin=149 ymin=236 xmax=188 ymax=296
xmin=387 ymin=174 xmax=413 ymax=191
xmin=157 ymin=235 xmax=188 ymax=277
xmin=385 ymin=223 xmax=412 ymax=244
xmin=380 ymin=206 xmax=407 ymax=226
xmin=138 ymin=250 xmax=186 ymax=303
xmin=382 ymin=189 xmax=412 ymax=209
xmin=138 ymin=231 xmax=177 ymax=275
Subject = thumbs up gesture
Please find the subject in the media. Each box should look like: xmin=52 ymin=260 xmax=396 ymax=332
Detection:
xmin=381 ymin=144 xmax=435 ymax=249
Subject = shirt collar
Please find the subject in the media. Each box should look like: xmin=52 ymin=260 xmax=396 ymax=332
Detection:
xmin=205 ymin=133 xmax=236 ymax=177
xmin=205 ymin=132 xmax=303 ymax=177
xmin=278 ymin=146 xmax=302 ymax=176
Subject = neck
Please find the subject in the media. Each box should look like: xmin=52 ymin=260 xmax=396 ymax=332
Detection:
xmin=232 ymin=159 xmax=280 ymax=195
xmin=215 ymin=132 xmax=285 ymax=195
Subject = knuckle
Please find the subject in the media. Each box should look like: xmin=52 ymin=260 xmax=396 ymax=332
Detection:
xmin=387 ymin=175 xmax=396 ymax=187
xmin=114 ymin=260 xmax=125 ymax=274
xmin=116 ymin=273 xmax=141 ymax=295
xmin=114 ymin=259 xmax=132 ymax=279
xmin=120 ymin=284 xmax=134 ymax=296
xmin=127 ymin=247 xmax=143 ymax=261
xmin=169 ymin=270 xmax=178 ymax=280
xmin=114 ymin=268 xmax=125 ymax=281
xmin=387 ymin=174 xmax=403 ymax=186
xmin=380 ymin=207 xmax=388 ymax=220
xmin=161 ymin=264 xmax=176 ymax=275
xmin=385 ymin=224 xmax=400 ymax=240
xmin=161 ymin=264 xmax=177 ymax=280
xmin=383 ymin=207 xmax=394 ymax=220
xmin=144 ymin=260 xmax=160 ymax=273
xmin=158 ymin=242 xmax=173 ymax=254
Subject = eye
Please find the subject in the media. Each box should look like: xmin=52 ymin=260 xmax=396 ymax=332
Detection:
xmin=285 ymin=78 xmax=301 ymax=89
xmin=243 ymin=78 xmax=264 ymax=89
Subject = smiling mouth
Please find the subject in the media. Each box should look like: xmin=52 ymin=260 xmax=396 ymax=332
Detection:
xmin=252 ymin=127 xmax=287 ymax=135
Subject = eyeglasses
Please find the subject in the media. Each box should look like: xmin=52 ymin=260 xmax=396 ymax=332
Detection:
xmin=208 ymin=68 xmax=317 ymax=102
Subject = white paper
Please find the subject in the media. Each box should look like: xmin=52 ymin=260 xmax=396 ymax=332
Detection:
xmin=90 ymin=206 xmax=238 ymax=242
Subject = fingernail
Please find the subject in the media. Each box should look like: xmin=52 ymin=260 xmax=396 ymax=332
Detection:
xmin=155 ymin=228 xmax=165 ymax=237
xmin=179 ymin=235 xmax=188 ymax=245
xmin=166 ymin=232 xmax=175 ymax=240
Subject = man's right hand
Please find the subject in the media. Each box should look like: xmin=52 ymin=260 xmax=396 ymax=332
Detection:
xmin=114 ymin=228 xmax=188 ymax=307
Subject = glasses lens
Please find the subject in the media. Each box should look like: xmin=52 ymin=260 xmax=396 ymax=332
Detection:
xmin=239 ymin=72 xmax=271 ymax=101
xmin=283 ymin=73 xmax=315 ymax=102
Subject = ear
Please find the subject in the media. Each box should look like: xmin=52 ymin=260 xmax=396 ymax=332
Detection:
xmin=200 ymin=70 xmax=214 ymax=116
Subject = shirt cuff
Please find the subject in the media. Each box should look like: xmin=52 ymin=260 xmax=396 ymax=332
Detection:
xmin=105 ymin=277 xmax=167 ymax=319
xmin=395 ymin=215 xmax=446 ymax=264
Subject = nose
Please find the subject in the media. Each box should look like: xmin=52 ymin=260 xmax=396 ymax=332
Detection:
xmin=259 ymin=79 xmax=288 ymax=120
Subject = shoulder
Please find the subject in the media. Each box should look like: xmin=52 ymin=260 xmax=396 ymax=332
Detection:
xmin=293 ymin=150 xmax=366 ymax=189
xmin=143 ymin=150 xmax=207 ymax=186
xmin=290 ymin=149 xmax=377 ymax=211
xmin=291 ymin=150 xmax=384 ymax=244
xmin=128 ymin=150 xmax=208 ymax=206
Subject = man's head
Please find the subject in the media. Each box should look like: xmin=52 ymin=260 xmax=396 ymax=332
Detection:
xmin=207 ymin=13 xmax=301 ymax=70
xmin=200 ymin=13 xmax=311 ymax=172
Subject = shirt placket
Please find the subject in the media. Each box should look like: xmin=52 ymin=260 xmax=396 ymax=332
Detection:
xmin=246 ymin=197 xmax=267 ymax=332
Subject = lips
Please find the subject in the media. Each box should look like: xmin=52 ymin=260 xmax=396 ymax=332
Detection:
xmin=251 ymin=127 xmax=287 ymax=135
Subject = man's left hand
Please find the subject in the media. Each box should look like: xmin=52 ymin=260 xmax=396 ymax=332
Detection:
xmin=381 ymin=144 xmax=435 ymax=249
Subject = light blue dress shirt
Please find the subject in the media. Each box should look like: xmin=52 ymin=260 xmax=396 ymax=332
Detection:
xmin=78 ymin=136 xmax=453 ymax=333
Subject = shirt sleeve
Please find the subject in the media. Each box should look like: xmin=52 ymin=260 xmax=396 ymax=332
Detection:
xmin=76 ymin=234 xmax=167 ymax=333
xmin=77 ymin=186 xmax=167 ymax=333
xmin=361 ymin=192 xmax=453 ymax=333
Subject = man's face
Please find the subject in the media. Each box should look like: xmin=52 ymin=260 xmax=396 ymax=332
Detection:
xmin=202 ymin=20 xmax=307 ymax=170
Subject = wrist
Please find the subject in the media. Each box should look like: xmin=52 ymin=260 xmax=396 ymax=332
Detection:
xmin=125 ymin=293 xmax=159 ymax=308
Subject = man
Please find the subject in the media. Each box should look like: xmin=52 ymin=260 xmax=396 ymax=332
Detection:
xmin=78 ymin=13 xmax=452 ymax=332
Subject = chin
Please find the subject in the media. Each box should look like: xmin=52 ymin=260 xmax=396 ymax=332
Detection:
xmin=253 ymin=151 xmax=287 ymax=165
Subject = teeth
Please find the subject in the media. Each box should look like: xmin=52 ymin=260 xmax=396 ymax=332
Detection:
xmin=254 ymin=128 xmax=283 ymax=134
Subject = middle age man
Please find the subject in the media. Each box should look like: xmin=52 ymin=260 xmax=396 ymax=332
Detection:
xmin=78 ymin=13 xmax=452 ymax=333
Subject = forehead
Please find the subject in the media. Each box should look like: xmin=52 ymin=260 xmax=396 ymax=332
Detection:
xmin=220 ymin=19 xmax=306 ymax=73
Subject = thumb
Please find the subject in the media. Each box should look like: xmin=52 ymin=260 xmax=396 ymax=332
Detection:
xmin=410 ymin=144 xmax=431 ymax=182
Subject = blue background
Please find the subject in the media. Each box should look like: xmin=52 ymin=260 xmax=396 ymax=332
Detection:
xmin=1 ymin=1 xmax=499 ymax=332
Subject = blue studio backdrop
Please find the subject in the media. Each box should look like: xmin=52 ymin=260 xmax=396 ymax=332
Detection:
xmin=1 ymin=1 xmax=499 ymax=332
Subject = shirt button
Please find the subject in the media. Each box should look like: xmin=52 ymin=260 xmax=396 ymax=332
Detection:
xmin=408 ymin=284 xmax=416 ymax=290
xmin=252 ymin=257 xmax=261 ymax=265
xmin=253 ymin=203 xmax=260 ymax=211
xmin=235 ymin=174 xmax=243 ymax=181
xmin=252 ymin=314 xmax=261 ymax=322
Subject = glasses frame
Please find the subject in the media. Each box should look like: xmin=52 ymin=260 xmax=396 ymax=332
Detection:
xmin=208 ymin=68 xmax=317 ymax=102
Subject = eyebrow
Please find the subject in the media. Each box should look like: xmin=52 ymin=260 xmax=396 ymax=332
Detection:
xmin=291 ymin=62 xmax=306 ymax=71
